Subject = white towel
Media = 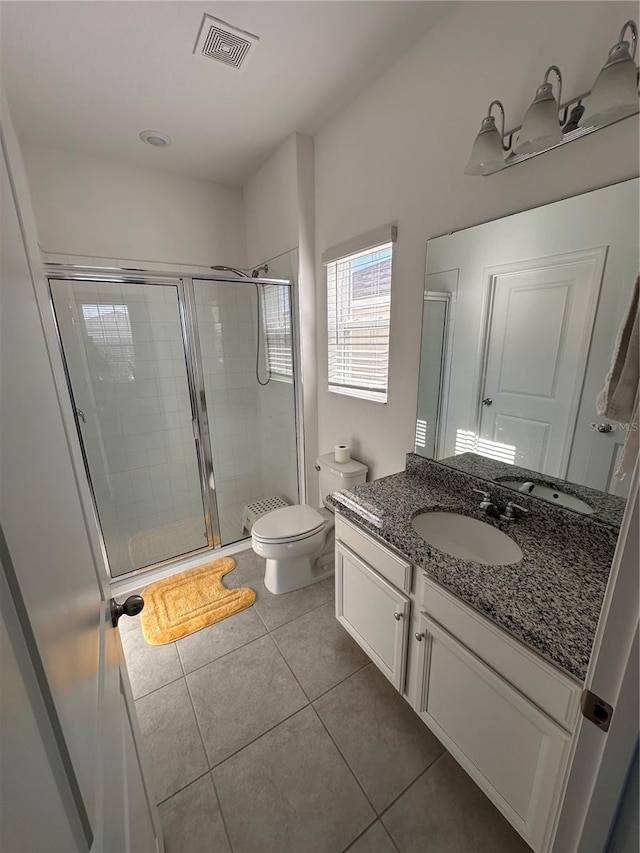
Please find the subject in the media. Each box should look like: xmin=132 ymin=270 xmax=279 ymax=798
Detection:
xmin=596 ymin=275 xmax=639 ymax=476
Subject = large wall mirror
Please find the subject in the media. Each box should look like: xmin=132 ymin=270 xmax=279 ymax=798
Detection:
xmin=415 ymin=178 xmax=639 ymax=520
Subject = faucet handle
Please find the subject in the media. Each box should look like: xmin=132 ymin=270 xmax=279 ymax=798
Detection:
xmin=472 ymin=488 xmax=492 ymax=499
xmin=501 ymin=501 xmax=529 ymax=521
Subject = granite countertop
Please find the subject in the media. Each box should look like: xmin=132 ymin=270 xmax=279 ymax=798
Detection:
xmin=328 ymin=455 xmax=619 ymax=682
xmin=437 ymin=451 xmax=626 ymax=528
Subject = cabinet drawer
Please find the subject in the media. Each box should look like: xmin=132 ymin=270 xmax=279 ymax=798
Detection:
xmin=421 ymin=574 xmax=581 ymax=731
xmin=416 ymin=614 xmax=570 ymax=853
xmin=336 ymin=516 xmax=411 ymax=593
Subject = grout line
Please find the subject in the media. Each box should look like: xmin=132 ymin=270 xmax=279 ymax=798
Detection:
xmin=127 ymin=594 xmax=332 ymax=700
xmin=178 ymin=623 xmax=268 ymax=677
xmin=255 ymin=595 xmax=331 ymax=633
xmin=155 ymin=767 xmax=211 ymax=807
xmin=183 ymin=672 xmax=212 ymax=766
xmin=265 ymin=600 xmax=365 ymax=707
xmin=341 ymin=817 xmax=402 ymax=853
xmin=209 ymin=701 xmax=311 ymax=773
xmin=309 ymin=660 xmax=371 ymax=704
xmin=181 ymin=670 xmax=235 ymax=852
xmin=174 ymin=639 xmax=187 ymax=678
xmin=340 ymin=817 xmax=379 ymax=853
xmin=377 ymin=748 xmax=448 ymax=822
xmin=182 ymin=634 xmax=311 ymax=775
xmin=385 ymin=824 xmax=402 ymax=853
xmin=267 ymin=633 xmax=312 ymax=701
xmin=208 ymin=771 xmax=234 ymax=852
xmin=131 ymin=670 xmax=184 ymax=703
xmin=308 ymin=703 xmax=378 ymax=818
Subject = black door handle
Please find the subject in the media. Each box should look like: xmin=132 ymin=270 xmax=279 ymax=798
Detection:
xmin=110 ymin=595 xmax=144 ymax=627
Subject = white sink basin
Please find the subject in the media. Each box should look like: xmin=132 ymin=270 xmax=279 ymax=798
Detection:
xmin=411 ymin=512 xmax=523 ymax=566
xmin=498 ymin=480 xmax=593 ymax=515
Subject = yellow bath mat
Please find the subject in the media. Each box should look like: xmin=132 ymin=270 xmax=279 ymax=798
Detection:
xmin=140 ymin=557 xmax=255 ymax=645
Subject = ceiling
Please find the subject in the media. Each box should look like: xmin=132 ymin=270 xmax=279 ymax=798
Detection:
xmin=0 ymin=1 xmax=452 ymax=186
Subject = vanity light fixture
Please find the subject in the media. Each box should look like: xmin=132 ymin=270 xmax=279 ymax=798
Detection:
xmin=465 ymin=19 xmax=639 ymax=175
xmin=513 ymin=66 xmax=563 ymax=154
xmin=464 ymin=100 xmax=508 ymax=175
xmin=582 ymin=20 xmax=639 ymax=125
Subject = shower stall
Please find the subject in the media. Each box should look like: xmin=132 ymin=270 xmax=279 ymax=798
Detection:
xmin=48 ymin=264 xmax=301 ymax=579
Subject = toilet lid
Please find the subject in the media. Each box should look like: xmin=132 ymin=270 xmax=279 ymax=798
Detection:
xmin=252 ymin=504 xmax=326 ymax=543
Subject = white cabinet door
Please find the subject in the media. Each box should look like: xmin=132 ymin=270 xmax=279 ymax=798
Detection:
xmin=336 ymin=542 xmax=410 ymax=691
xmin=414 ymin=614 xmax=570 ymax=853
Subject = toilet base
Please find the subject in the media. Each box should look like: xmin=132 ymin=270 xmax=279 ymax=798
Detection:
xmin=264 ymin=553 xmax=334 ymax=595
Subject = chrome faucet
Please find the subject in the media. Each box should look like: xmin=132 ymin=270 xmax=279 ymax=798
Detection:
xmin=472 ymin=488 xmax=501 ymax=519
xmin=473 ymin=489 xmax=530 ymax=523
xmin=499 ymin=501 xmax=529 ymax=523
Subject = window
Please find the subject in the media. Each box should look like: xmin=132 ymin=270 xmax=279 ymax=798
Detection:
xmin=324 ymin=226 xmax=395 ymax=403
xmin=261 ymin=284 xmax=293 ymax=380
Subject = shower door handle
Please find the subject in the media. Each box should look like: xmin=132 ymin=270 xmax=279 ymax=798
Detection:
xmin=76 ymin=408 xmax=87 ymax=423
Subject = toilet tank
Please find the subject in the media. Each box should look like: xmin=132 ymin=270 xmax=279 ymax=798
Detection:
xmin=316 ymin=452 xmax=368 ymax=510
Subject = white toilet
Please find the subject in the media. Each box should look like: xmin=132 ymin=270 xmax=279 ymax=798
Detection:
xmin=251 ymin=452 xmax=368 ymax=594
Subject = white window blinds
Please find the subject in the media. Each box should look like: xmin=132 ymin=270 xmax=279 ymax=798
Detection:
xmin=325 ymin=226 xmax=395 ymax=403
xmin=261 ymin=284 xmax=293 ymax=380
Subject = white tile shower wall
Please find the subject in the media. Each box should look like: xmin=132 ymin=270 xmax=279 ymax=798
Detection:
xmin=257 ymin=380 xmax=298 ymax=505
xmin=255 ymin=249 xmax=299 ymax=508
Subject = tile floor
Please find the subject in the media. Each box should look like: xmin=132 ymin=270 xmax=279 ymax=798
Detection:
xmin=122 ymin=547 xmax=531 ymax=853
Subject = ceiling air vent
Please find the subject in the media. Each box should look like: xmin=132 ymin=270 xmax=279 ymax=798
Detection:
xmin=193 ymin=14 xmax=259 ymax=71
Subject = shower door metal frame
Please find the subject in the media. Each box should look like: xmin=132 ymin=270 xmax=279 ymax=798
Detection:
xmin=45 ymin=266 xmax=219 ymax=579
xmin=179 ymin=278 xmax=220 ymax=548
xmin=189 ymin=273 xmax=305 ymax=518
xmin=44 ymin=264 xmax=305 ymax=578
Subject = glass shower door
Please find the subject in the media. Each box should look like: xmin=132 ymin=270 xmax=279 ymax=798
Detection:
xmin=192 ymin=277 xmax=299 ymax=546
xmin=50 ymin=279 xmax=212 ymax=577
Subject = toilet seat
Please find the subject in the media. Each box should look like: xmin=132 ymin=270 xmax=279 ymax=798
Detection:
xmin=252 ymin=504 xmax=326 ymax=544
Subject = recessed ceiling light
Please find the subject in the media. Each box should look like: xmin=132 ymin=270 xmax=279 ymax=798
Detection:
xmin=139 ymin=130 xmax=171 ymax=147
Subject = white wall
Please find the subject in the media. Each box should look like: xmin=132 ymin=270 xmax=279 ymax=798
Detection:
xmin=21 ymin=144 xmax=246 ymax=268
xmin=314 ymin=0 xmax=640 ymax=480
xmin=243 ymin=134 xmax=300 ymax=269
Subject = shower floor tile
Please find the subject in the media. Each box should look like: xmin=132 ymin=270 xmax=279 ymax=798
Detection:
xmin=126 ymin=545 xmax=529 ymax=853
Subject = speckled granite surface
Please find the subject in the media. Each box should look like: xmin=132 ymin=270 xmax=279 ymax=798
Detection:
xmin=436 ymin=452 xmax=626 ymax=528
xmin=328 ymin=454 xmax=620 ymax=682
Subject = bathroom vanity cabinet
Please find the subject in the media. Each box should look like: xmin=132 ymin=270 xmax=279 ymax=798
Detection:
xmin=334 ymin=514 xmax=582 ymax=853
xmin=335 ymin=520 xmax=411 ymax=691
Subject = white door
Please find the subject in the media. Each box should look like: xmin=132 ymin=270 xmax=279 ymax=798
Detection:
xmin=479 ymin=253 xmax=604 ymax=476
xmin=551 ymin=464 xmax=639 ymax=852
xmin=0 ymin=109 xmax=161 ymax=851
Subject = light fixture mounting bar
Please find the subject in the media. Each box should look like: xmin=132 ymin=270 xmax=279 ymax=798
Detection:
xmin=482 ymin=82 xmax=639 ymax=175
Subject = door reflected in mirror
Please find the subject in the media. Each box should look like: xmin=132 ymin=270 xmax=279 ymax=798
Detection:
xmin=415 ymin=178 xmax=639 ymax=517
